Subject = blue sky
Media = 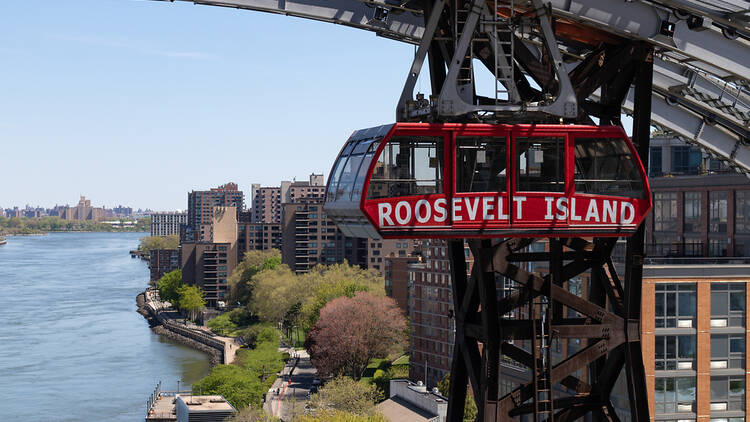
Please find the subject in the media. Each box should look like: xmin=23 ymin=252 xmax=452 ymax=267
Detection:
xmin=0 ymin=0 xmax=422 ymax=211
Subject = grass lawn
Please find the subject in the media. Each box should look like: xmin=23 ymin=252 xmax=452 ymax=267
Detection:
xmin=359 ymin=356 xmax=410 ymax=396
xmin=360 ymin=358 xmax=391 ymax=383
xmin=392 ymin=355 xmax=409 ymax=366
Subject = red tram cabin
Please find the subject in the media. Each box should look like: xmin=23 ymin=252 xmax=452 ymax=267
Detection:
xmin=324 ymin=123 xmax=651 ymax=239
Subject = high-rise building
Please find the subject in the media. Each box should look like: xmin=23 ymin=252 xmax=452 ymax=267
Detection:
xmin=59 ymin=196 xmax=106 ymax=221
xmin=281 ymin=199 xmax=366 ymax=273
xmin=642 ymin=134 xmax=750 ymax=421
xmin=180 ymin=206 xmax=239 ymax=308
xmin=286 ymin=174 xmax=325 ymax=203
xmin=237 ymin=211 xmax=282 ymax=253
xmin=279 ymin=174 xmax=366 ymax=273
xmin=367 ymin=239 xmax=417 ymax=274
xmin=151 ymin=212 xmax=187 ymax=237
xmin=642 ymin=263 xmax=750 ymax=421
xmin=112 ymin=205 xmax=133 ymax=217
xmin=186 ymin=183 xmax=243 ymax=242
xmin=384 ymin=254 xmax=420 ymax=317
xmin=250 ymin=186 xmax=281 ymax=223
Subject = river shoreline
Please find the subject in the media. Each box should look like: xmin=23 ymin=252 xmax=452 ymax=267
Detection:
xmin=136 ymin=291 xmax=223 ymax=367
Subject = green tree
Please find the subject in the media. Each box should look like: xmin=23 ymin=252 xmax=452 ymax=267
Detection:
xmin=250 ymin=265 xmax=306 ymax=324
xmin=308 ymin=376 xmax=383 ymax=415
xmin=193 ymin=332 xmax=284 ymax=410
xmin=192 ymin=365 xmax=263 ymax=408
xmin=436 ymin=373 xmax=478 ymax=421
xmin=157 ymin=270 xmax=183 ymax=305
xmin=299 ymin=263 xmax=385 ymax=332
xmin=228 ymin=249 xmax=282 ymax=308
xmin=138 ymin=235 xmax=179 ymax=255
xmin=178 ymin=285 xmax=206 ymax=321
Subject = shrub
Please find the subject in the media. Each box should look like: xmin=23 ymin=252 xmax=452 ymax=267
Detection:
xmin=193 ymin=332 xmax=284 ymax=410
xmin=229 ymin=307 xmax=255 ymax=326
xmin=237 ymin=324 xmax=278 ymax=349
xmin=207 ymin=313 xmax=237 ymax=336
xmin=309 ymin=376 xmax=382 ymax=415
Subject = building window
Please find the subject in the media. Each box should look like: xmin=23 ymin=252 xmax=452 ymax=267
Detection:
xmin=710 ymin=191 xmax=728 ymax=233
xmin=654 ymin=192 xmax=678 ymax=232
xmin=710 ymin=239 xmax=729 ymax=257
xmin=655 ymin=284 xmax=697 ymax=328
xmin=655 ymin=376 xmax=696 ymax=413
xmin=655 ymin=335 xmax=697 ymax=370
xmin=684 ymin=236 xmax=703 ymax=257
xmin=711 ymin=376 xmax=745 ymax=411
xmin=650 ymin=146 xmax=663 ymax=177
xmin=684 ymin=192 xmax=702 ymax=234
xmin=671 ymin=146 xmax=702 ymax=174
xmin=736 ymin=191 xmax=750 ymax=234
xmin=711 ymin=283 xmax=745 ymax=328
xmin=711 ymin=334 xmax=745 ymax=369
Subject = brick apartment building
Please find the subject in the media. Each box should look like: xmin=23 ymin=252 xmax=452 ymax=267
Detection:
xmin=407 ymin=239 xmax=460 ymax=387
xmin=237 ymin=211 xmax=281 ymax=253
xmin=181 ymin=242 xmax=236 ymax=308
xmin=287 ymin=174 xmax=325 ymax=203
xmin=250 ymin=186 xmax=281 ymax=224
xmin=278 ymin=174 xmax=373 ymax=273
xmin=186 ymin=183 xmax=243 ymax=242
xmin=367 ymin=239 xmax=417 ymax=274
xmin=642 ymin=264 xmax=750 ymax=421
xmin=181 ymin=206 xmax=239 ymax=307
xmin=59 ymin=196 xmax=106 ymax=221
xmin=384 ymin=255 xmax=420 ymax=316
xmin=149 ymin=249 xmax=180 ymax=281
xmin=641 ymin=135 xmax=750 ymax=421
xmin=281 ymin=199 xmax=367 ymax=272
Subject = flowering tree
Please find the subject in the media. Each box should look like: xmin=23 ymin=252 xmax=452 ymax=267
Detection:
xmin=306 ymin=292 xmax=407 ymax=380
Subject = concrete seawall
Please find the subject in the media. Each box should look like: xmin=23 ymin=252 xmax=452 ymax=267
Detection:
xmin=137 ymin=289 xmax=226 ymax=367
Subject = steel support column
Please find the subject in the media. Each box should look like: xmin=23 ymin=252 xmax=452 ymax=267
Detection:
xmin=622 ymin=45 xmax=654 ymax=422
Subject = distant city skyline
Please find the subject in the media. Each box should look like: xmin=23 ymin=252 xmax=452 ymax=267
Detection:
xmin=0 ymin=1 xmax=420 ymax=210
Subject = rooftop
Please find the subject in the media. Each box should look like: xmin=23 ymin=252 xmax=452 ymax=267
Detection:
xmin=176 ymin=395 xmax=235 ymax=412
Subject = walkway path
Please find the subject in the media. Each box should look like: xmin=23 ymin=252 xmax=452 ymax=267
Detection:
xmin=264 ymin=349 xmax=317 ymax=421
xmin=143 ymin=288 xmax=241 ymax=364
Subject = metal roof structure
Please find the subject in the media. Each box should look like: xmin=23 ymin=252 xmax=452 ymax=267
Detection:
xmin=155 ymin=0 xmax=750 ymax=173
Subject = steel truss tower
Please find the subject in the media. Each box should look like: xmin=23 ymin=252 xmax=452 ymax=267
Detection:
xmin=399 ymin=1 xmax=655 ymax=420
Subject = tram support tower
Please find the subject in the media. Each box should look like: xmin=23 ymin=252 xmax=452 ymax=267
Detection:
xmin=401 ymin=1 xmax=654 ymax=420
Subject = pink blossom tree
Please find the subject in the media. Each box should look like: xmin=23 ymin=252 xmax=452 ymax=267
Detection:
xmin=306 ymin=292 xmax=407 ymax=380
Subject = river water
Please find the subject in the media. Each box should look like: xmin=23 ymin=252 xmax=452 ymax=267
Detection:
xmin=0 ymin=232 xmax=210 ymax=421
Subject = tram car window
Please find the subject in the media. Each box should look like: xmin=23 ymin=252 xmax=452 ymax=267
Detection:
xmin=456 ymin=137 xmax=507 ymax=193
xmin=516 ymin=136 xmax=565 ymax=192
xmin=367 ymin=136 xmax=443 ymax=199
xmin=574 ymin=137 xmax=645 ymax=199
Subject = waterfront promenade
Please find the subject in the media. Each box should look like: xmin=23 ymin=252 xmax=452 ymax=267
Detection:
xmin=143 ymin=288 xmax=241 ymax=365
